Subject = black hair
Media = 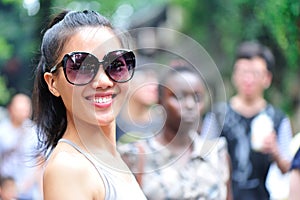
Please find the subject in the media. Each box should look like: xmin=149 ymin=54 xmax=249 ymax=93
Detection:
xmin=32 ymin=10 xmax=113 ymax=157
xmin=235 ymin=41 xmax=275 ymax=72
xmin=158 ymin=62 xmax=203 ymax=101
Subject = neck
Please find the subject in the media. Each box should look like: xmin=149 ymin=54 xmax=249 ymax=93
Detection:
xmin=10 ymin=118 xmax=23 ymax=128
xmin=64 ymin=116 xmax=117 ymax=156
xmin=231 ymin=95 xmax=267 ymax=117
xmin=158 ymin=126 xmax=192 ymax=148
xmin=156 ymin=126 xmax=193 ymax=160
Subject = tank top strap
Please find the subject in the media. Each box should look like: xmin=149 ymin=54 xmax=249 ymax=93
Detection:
xmin=58 ymin=138 xmax=115 ymax=200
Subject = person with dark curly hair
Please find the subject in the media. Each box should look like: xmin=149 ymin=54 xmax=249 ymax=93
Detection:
xmin=119 ymin=64 xmax=232 ymax=200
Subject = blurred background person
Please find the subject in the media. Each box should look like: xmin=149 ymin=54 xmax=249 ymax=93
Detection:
xmin=119 ymin=64 xmax=232 ymax=200
xmin=0 ymin=93 xmax=42 ymax=200
xmin=0 ymin=176 xmax=17 ymax=200
xmin=117 ymin=66 xmax=162 ymax=143
xmin=211 ymin=41 xmax=293 ymax=200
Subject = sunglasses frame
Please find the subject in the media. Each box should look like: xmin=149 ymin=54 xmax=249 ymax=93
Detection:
xmin=49 ymin=49 xmax=135 ymax=86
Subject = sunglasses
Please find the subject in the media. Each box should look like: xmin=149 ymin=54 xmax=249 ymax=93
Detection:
xmin=50 ymin=50 xmax=135 ymax=86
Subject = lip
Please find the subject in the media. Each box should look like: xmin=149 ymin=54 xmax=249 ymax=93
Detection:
xmin=85 ymin=92 xmax=115 ymax=108
xmin=181 ymin=111 xmax=199 ymax=122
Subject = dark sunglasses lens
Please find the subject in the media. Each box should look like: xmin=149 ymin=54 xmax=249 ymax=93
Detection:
xmin=106 ymin=51 xmax=135 ymax=82
xmin=65 ymin=53 xmax=98 ymax=85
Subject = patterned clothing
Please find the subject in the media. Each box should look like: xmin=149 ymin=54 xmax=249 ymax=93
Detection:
xmin=0 ymin=118 xmax=41 ymax=200
xmin=118 ymin=134 xmax=229 ymax=200
xmin=212 ymin=103 xmax=293 ymax=200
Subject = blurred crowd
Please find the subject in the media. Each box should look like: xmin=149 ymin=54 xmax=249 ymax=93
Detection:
xmin=0 ymin=93 xmax=42 ymax=200
xmin=116 ymin=41 xmax=300 ymax=200
xmin=0 ymin=39 xmax=299 ymax=200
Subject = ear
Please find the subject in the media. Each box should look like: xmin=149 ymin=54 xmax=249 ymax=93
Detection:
xmin=200 ymin=92 xmax=208 ymax=115
xmin=44 ymin=72 xmax=61 ymax=97
xmin=263 ymin=71 xmax=272 ymax=89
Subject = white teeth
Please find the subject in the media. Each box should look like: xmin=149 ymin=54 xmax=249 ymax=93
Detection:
xmin=93 ymin=97 xmax=111 ymax=103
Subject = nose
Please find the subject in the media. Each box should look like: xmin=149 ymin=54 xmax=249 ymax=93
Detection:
xmin=183 ymin=95 xmax=196 ymax=110
xmin=92 ymin=67 xmax=114 ymax=89
xmin=243 ymin=73 xmax=256 ymax=85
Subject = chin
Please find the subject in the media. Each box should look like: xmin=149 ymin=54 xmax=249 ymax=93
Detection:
xmin=96 ymin=115 xmax=115 ymax=126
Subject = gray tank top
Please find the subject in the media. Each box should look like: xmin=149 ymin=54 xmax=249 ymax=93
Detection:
xmin=58 ymin=139 xmax=146 ymax=200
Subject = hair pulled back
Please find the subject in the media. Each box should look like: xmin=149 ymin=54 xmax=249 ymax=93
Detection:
xmin=32 ymin=10 xmax=113 ymax=157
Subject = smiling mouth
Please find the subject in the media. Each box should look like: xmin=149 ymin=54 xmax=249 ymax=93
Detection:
xmin=86 ymin=93 xmax=115 ymax=103
xmin=92 ymin=96 xmax=112 ymax=103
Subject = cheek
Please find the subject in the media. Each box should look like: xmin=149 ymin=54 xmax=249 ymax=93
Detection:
xmin=55 ymin=73 xmax=79 ymax=113
xmin=54 ymin=70 xmax=71 ymax=93
xmin=232 ymin=73 xmax=242 ymax=85
xmin=198 ymin=102 xmax=205 ymax=114
xmin=62 ymin=87 xmax=78 ymax=114
xmin=119 ymin=83 xmax=129 ymax=98
xmin=134 ymin=86 xmax=158 ymax=104
xmin=113 ymin=83 xmax=129 ymax=112
xmin=166 ymin=98 xmax=181 ymax=117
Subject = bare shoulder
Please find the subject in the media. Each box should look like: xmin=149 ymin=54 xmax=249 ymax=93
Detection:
xmin=43 ymin=145 xmax=105 ymax=200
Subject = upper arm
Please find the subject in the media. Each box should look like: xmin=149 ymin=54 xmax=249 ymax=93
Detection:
xmin=289 ymin=169 xmax=300 ymax=200
xmin=277 ymin=117 xmax=293 ymax=159
xmin=43 ymin=153 xmax=105 ymax=200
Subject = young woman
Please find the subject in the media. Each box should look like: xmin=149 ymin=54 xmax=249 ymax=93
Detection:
xmin=32 ymin=10 xmax=146 ymax=200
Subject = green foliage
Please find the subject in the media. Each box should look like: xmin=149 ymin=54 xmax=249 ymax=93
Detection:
xmin=172 ymin=0 xmax=300 ymax=115
xmin=255 ymin=0 xmax=300 ymax=70
xmin=1 ymin=0 xmax=22 ymax=4
xmin=0 ymin=76 xmax=11 ymax=106
xmin=0 ymin=37 xmax=13 ymax=61
xmin=0 ymin=0 xmax=299 ymax=116
xmin=0 ymin=0 xmax=38 ymax=99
